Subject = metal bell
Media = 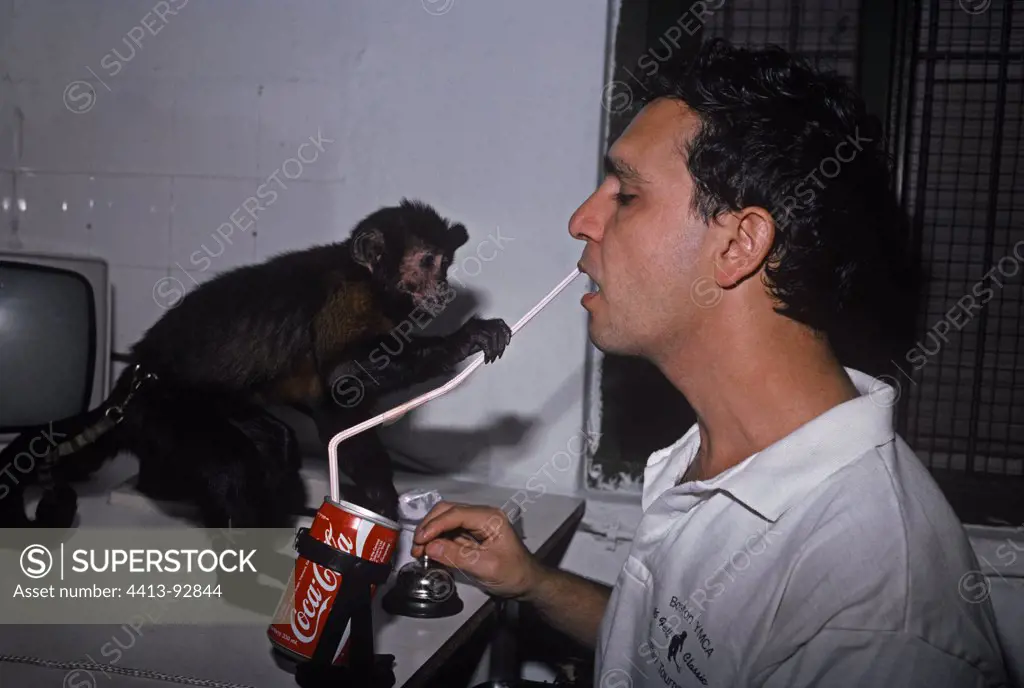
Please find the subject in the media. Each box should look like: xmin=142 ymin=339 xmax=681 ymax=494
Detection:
xmin=382 ymin=555 xmax=464 ymax=618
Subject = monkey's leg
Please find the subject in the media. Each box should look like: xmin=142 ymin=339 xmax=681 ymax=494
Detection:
xmin=221 ymin=402 xmax=309 ymax=522
xmin=192 ymin=416 xmax=297 ymax=528
xmin=130 ymin=415 xmax=257 ymax=527
xmin=120 ymin=391 xmax=196 ymax=501
xmin=126 ymin=394 xmax=283 ymax=528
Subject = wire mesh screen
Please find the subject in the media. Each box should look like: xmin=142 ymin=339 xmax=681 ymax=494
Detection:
xmin=702 ymin=0 xmax=861 ymax=79
xmin=899 ymin=0 xmax=1024 ymax=476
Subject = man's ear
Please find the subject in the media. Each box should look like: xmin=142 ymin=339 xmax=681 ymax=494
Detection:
xmin=352 ymin=227 xmax=385 ymax=271
xmin=448 ymin=223 xmax=470 ymax=250
xmin=710 ymin=208 xmax=775 ymax=289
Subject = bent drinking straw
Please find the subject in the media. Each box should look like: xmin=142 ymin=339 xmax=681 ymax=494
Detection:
xmin=327 ymin=267 xmax=583 ymax=502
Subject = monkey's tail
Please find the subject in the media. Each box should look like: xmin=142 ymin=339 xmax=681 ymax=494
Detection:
xmin=0 ymin=364 xmax=151 ymax=528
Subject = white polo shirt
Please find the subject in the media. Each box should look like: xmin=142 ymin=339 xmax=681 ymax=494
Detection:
xmin=595 ymin=368 xmax=1010 ymax=687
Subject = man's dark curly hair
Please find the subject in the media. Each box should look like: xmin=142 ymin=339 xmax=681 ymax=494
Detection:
xmin=634 ymin=38 xmax=920 ymax=375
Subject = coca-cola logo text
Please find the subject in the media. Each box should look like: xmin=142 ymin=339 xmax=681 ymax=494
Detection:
xmin=288 ymin=524 xmax=354 ymax=645
xmin=329 ymin=524 xmax=355 ymax=555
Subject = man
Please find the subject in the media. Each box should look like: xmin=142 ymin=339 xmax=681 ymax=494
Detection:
xmin=412 ymin=39 xmax=1011 ymax=687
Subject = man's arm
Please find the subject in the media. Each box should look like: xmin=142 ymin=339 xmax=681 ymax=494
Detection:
xmin=521 ymin=563 xmax=612 ymax=647
xmin=412 ymin=501 xmax=611 ymax=648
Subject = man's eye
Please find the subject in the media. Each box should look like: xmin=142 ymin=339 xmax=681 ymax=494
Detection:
xmin=615 ymin=193 xmax=637 ymax=206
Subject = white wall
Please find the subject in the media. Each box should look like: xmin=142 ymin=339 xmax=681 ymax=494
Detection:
xmin=0 ymin=0 xmax=610 ymax=496
xmin=0 ymin=7 xmax=637 ymax=676
xmin=1 ymin=6 xmax=631 ymax=682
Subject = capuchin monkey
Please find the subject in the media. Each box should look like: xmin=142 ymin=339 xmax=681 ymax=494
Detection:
xmin=0 ymin=199 xmax=511 ymax=528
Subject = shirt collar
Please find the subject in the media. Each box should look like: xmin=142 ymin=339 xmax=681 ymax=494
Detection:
xmin=642 ymin=368 xmax=898 ymax=520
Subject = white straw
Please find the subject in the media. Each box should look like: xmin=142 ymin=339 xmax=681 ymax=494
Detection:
xmin=328 ymin=267 xmax=582 ymax=502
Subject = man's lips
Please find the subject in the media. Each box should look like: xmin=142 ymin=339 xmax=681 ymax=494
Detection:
xmin=578 ymin=262 xmax=602 ymax=306
xmin=577 ymin=261 xmax=600 ymax=288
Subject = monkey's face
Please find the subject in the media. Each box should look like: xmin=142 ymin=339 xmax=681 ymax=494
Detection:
xmin=396 ymin=238 xmax=459 ymax=313
xmin=351 ymin=200 xmax=470 ymax=313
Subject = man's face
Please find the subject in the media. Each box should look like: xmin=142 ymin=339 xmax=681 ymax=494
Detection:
xmin=570 ymin=98 xmax=711 ymax=357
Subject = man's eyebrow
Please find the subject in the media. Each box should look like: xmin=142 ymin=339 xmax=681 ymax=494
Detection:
xmin=603 ymin=154 xmax=649 ymax=184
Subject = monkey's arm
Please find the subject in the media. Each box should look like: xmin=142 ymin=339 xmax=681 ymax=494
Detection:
xmin=315 ymin=317 xmax=509 ymax=519
xmin=324 ymin=317 xmax=511 ymax=406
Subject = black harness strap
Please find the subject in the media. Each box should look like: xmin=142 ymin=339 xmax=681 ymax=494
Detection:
xmin=35 ymin=415 xmax=117 ymax=486
xmin=293 ymin=528 xmax=392 ymax=675
xmin=36 ymin=364 xmax=156 ymax=489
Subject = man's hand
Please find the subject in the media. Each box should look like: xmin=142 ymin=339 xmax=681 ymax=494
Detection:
xmin=411 ymin=500 xmax=613 ymax=649
xmin=411 ymin=501 xmax=543 ymax=600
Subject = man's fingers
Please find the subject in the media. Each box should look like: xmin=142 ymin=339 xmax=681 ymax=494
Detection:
xmin=413 ymin=501 xmax=462 ymax=542
xmin=410 ymin=502 xmax=459 ymax=558
xmin=411 ymin=531 xmax=482 ymax=560
xmin=453 ymin=532 xmax=480 ymax=548
xmin=416 ymin=501 xmax=459 ymax=531
xmin=410 ymin=502 xmax=511 ymax=562
xmin=428 ymin=542 xmax=504 ymax=588
xmin=425 ymin=540 xmax=449 ymax=560
xmin=413 ymin=503 xmax=504 ymax=545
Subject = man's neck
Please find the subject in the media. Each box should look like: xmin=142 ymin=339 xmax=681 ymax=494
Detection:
xmin=657 ymin=316 xmax=860 ymax=483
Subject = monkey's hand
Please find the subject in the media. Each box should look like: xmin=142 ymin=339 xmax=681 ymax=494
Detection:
xmin=459 ymin=317 xmax=512 ymax=364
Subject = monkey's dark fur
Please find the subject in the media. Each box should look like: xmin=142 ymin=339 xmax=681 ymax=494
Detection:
xmin=0 ymin=199 xmax=511 ymax=529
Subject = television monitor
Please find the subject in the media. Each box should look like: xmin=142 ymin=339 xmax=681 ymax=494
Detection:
xmin=0 ymin=250 xmax=111 ymax=449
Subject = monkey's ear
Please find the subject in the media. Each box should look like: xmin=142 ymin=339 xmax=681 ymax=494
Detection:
xmin=449 ymin=223 xmax=469 ymax=249
xmin=352 ymin=227 xmax=385 ymax=270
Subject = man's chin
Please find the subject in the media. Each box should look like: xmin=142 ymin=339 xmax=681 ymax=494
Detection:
xmin=587 ymin=309 xmax=650 ymax=356
xmin=587 ymin=320 xmax=631 ymax=356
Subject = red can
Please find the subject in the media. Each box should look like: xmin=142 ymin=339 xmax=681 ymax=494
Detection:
xmin=267 ymin=497 xmax=400 ymax=665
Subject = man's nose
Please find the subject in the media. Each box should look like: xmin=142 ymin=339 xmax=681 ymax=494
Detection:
xmin=568 ymin=195 xmax=604 ymax=242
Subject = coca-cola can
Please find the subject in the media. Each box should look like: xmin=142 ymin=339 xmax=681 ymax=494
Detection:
xmin=267 ymin=497 xmax=400 ymax=665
